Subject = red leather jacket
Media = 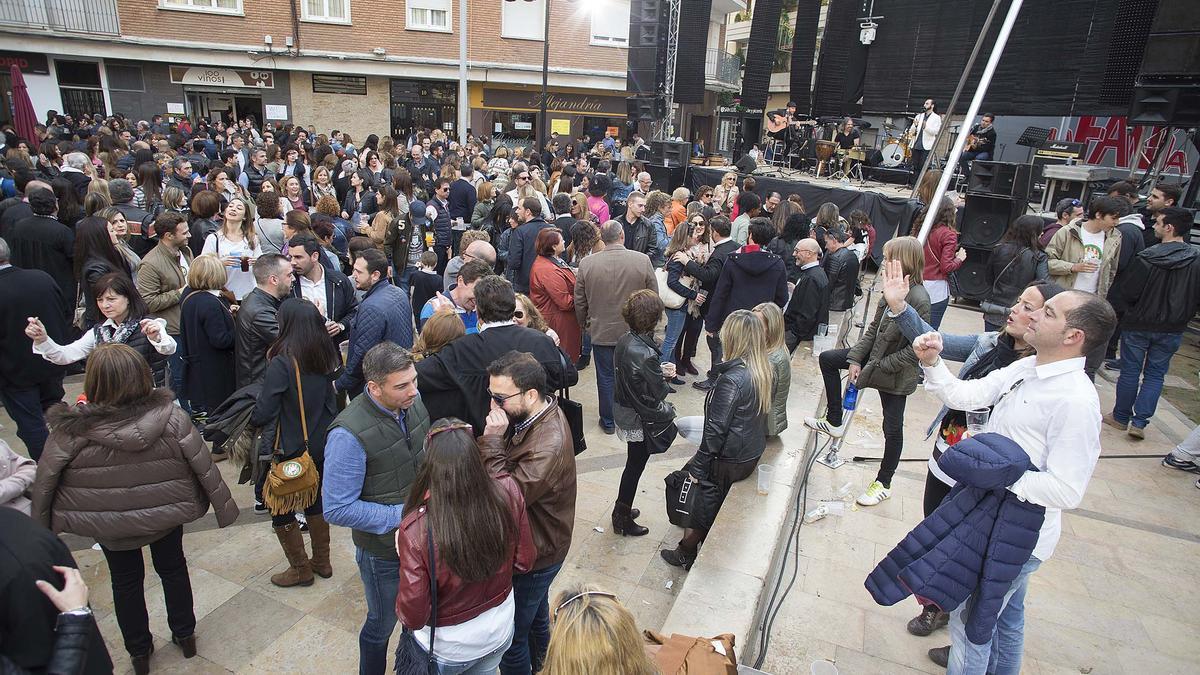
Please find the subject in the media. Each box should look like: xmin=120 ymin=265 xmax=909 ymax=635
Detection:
xmin=923 ymin=224 xmax=964 ymax=283
xmin=395 ymin=475 xmax=536 ymax=628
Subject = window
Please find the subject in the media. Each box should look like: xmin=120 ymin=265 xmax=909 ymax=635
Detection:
xmin=590 ymin=0 xmax=629 ymax=46
xmin=502 ymin=0 xmax=545 ymax=41
xmin=407 ymin=0 xmax=450 ymax=32
xmin=106 ymin=64 xmax=145 ymax=92
xmin=160 ymin=0 xmax=242 ymax=15
xmin=302 ymin=0 xmax=350 ymax=23
xmin=56 ymin=61 xmax=106 ymax=119
xmin=313 ymin=74 xmax=367 ymax=95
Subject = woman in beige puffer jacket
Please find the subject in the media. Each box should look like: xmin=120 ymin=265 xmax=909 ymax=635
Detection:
xmin=32 ymin=343 xmax=238 ymax=675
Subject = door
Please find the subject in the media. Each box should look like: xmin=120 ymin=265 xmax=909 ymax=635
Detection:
xmin=234 ymin=96 xmax=264 ymax=127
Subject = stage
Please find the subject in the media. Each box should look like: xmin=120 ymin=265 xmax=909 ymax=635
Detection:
xmin=685 ymin=166 xmax=922 ymax=260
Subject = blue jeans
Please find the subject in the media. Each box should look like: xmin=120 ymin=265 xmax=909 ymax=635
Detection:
xmin=661 ymin=307 xmax=688 ymax=366
xmin=434 ymin=634 xmax=512 ymax=674
xmin=0 ymin=379 xmax=63 ymax=460
xmin=500 ymin=562 xmax=562 ymax=675
xmin=593 ymin=345 xmax=615 ymax=429
xmin=1113 ymin=330 xmax=1183 ymax=429
xmin=395 ymin=265 xmax=415 ymax=294
xmin=355 ymin=547 xmax=401 ymax=675
xmin=929 ymin=298 xmax=949 ymax=330
xmin=948 ymin=556 xmax=1041 ymax=675
xmin=167 ymin=343 xmax=192 ymax=415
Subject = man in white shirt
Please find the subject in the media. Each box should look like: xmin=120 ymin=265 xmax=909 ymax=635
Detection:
xmin=912 ymin=289 xmax=1116 ymax=674
xmin=907 ymin=99 xmax=942 ymax=182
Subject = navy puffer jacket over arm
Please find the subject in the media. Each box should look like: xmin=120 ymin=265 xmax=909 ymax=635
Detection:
xmin=865 ymin=433 xmax=1045 ymax=644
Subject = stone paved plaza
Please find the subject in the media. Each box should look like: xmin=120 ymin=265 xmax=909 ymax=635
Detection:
xmin=3 ymin=304 xmax=1198 ymax=674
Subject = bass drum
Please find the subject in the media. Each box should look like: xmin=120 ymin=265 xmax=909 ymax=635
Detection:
xmin=880 ymin=141 xmax=907 ymax=167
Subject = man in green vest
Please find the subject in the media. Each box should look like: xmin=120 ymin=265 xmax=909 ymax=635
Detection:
xmin=322 ymin=342 xmax=430 ymax=675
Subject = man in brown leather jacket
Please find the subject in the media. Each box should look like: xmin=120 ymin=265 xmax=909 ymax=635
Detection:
xmin=480 ymin=351 xmax=576 ymax=675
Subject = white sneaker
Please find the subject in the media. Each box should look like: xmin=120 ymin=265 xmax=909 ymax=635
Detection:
xmin=856 ymin=480 xmax=891 ymax=506
xmin=804 ymin=416 xmax=846 ymax=438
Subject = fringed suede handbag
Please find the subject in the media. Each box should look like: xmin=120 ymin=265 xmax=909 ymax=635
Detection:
xmin=262 ymin=358 xmax=320 ymax=516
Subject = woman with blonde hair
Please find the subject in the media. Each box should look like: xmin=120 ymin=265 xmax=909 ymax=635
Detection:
xmin=540 ymin=586 xmax=658 ymax=675
xmin=201 ymin=195 xmax=262 ymax=299
xmin=513 ymin=293 xmax=560 ymax=347
xmin=179 ymin=255 xmax=236 ymax=433
xmin=413 ymin=307 xmax=466 ymax=361
xmin=661 ymin=309 xmax=772 ymax=569
xmin=805 ymin=236 xmax=930 ymax=507
xmin=309 ymin=164 xmax=337 ymax=205
xmin=87 ymin=176 xmax=112 ymax=204
xmin=753 ymin=302 xmax=792 ymax=436
xmin=712 ymin=171 xmax=739 ymax=214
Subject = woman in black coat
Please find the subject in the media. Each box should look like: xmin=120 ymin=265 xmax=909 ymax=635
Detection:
xmin=250 ymin=298 xmax=340 ymax=589
xmin=178 ymin=255 xmax=236 ymax=423
xmin=73 ymin=216 xmax=134 ymax=327
xmin=612 ymin=290 xmax=676 ymax=538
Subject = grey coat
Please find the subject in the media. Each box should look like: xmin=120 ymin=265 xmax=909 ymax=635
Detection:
xmin=847 ymin=285 xmax=932 ymax=396
xmin=766 ymin=347 xmax=791 ymax=436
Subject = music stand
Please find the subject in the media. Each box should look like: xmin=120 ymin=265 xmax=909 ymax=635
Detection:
xmin=1016 ymin=126 xmax=1053 ymax=163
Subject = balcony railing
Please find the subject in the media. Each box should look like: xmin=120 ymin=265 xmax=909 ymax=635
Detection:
xmin=705 ymin=49 xmax=741 ymax=88
xmin=0 ymin=0 xmax=119 ymax=35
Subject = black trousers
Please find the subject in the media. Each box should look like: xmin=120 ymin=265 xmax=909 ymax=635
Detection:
xmin=680 ymin=458 xmax=757 ymax=549
xmin=0 ymin=378 xmax=64 ymax=460
xmin=922 ymin=466 xmax=953 ymax=517
xmin=675 ymin=312 xmax=703 ymax=362
xmin=817 ymin=348 xmax=908 ymax=488
xmin=703 ymin=332 xmax=723 ymax=381
xmin=909 ymin=147 xmax=930 ymax=184
xmin=617 ymin=440 xmax=650 ymax=506
xmin=101 ymin=526 xmax=195 ymax=656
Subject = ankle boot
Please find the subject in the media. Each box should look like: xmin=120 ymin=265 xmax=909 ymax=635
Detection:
xmin=306 ymin=514 xmax=333 ymax=579
xmin=271 ymin=522 xmax=314 ymax=587
xmin=611 ymin=502 xmax=649 ymax=536
xmin=172 ymin=633 xmax=197 ymax=658
xmin=683 ymin=358 xmax=699 ymax=376
xmin=130 ymin=644 xmax=153 ymax=675
xmin=906 ymin=604 xmax=949 ymax=636
xmin=659 ymin=543 xmax=698 ymax=569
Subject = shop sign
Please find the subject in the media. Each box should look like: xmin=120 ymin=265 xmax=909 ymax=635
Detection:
xmin=0 ymin=51 xmax=49 ymax=75
xmin=482 ymin=88 xmax=626 ymax=116
xmin=170 ymin=66 xmax=274 ymax=89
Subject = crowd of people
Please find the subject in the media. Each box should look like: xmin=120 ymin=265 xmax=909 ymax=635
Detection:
xmin=0 ymin=110 xmax=1196 ymax=675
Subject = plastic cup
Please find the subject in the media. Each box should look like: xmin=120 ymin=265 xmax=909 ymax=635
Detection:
xmin=966 ymin=408 xmax=990 ymax=436
xmin=661 ymin=362 xmax=676 ymax=379
xmin=816 ymin=323 xmax=829 ymax=337
xmin=757 ymin=464 xmax=774 ymax=495
xmin=811 ymin=660 xmax=839 ymax=675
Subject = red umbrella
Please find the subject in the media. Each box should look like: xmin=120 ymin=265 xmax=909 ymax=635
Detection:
xmin=10 ymin=64 xmax=39 ymax=144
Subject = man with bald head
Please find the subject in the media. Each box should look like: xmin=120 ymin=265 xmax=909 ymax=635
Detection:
xmin=443 ymin=236 xmax=496 ymax=292
xmin=784 ymin=237 xmax=830 ymax=351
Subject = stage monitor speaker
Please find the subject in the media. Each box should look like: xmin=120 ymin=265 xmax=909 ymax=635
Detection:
xmin=863 ymin=165 xmax=912 ymax=185
xmin=626 ymin=96 xmax=666 ymax=122
xmin=961 ymin=194 xmax=1021 ymax=248
xmin=952 ymin=247 xmax=994 ymax=301
xmin=1128 ymin=84 xmax=1200 ymax=127
xmin=734 ymin=155 xmax=757 ymax=174
xmin=864 ymin=149 xmax=884 ymax=167
xmin=646 ymin=164 xmax=685 ymax=193
xmin=651 ymin=140 xmax=690 ymax=167
xmin=968 ymin=161 xmax=1031 ymax=201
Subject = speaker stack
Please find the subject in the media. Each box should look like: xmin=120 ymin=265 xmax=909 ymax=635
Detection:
xmin=626 ymin=0 xmax=669 ymax=123
xmin=1127 ymin=1 xmax=1200 ymax=127
xmin=954 ymin=161 xmax=1030 ymax=300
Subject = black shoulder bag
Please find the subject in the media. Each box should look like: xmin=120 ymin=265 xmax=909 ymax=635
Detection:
xmin=556 ymin=351 xmax=587 ymax=456
xmin=394 ymin=522 xmax=438 ymax=674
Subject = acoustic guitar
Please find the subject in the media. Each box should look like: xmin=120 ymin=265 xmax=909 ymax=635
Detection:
xmin=765 ymin=112 xmax=817 ymax=134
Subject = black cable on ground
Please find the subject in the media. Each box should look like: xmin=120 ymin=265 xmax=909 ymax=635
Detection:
xmin=851 ymin=453 xmax=1168 ymax=462
xmin=752 ymin=433 xmax=827 ymax=670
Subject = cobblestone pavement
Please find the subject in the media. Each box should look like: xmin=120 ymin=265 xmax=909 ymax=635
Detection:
xmin=3 ymin=304 xmax=1197 ymax=674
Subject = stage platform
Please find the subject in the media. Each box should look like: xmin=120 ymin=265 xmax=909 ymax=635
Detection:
xmin=686 ymin=165 xmax=921 ymax=260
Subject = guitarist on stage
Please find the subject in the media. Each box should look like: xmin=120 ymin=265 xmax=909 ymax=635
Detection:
xmin=959 ymin=112 xmax=997 ymax=178
xmin=766 ymin=100 xmax=810 ymax=167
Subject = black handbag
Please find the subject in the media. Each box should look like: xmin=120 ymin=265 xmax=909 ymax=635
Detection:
xmin=643 ymin=418 xmax=678 ymax=456
xmin=393 ymin=522 xmax=437 ymax=674
xmin=663 ymin=468 xmax=721 ymax=530
xmin=557 ymin=353 xmax=586 ymax=456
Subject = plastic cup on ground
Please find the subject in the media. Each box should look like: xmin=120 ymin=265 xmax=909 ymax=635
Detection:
xmin=811 ymin=659 xmax=839 ymax=675
xmin=757 ymin=464 xmax=774 ymax=495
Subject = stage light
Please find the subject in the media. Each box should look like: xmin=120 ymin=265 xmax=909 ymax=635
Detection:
xmin=859 ymin=21 xmax=877 ymax=45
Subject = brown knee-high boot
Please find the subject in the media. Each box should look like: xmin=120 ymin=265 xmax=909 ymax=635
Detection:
xmin=306 ymin=514 xmax=333 ymax=579
xmin=271 ymin=522 xmax=314 ymax=587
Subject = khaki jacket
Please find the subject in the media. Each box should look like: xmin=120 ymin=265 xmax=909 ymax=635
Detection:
xmin=1044 ymin=221 xmax=1122 ymax=297
xmin=479 ymin=398 xmax=577 ymax=571
xmin=574 ymin=244 xmax=657 ymax=346
xmin=136 ymin=243 xmax=194 ymax=334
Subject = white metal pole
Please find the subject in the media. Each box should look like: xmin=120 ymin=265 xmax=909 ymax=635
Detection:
xmin=916 ymin=0 xmax=1025 ymax=245
xmin=458 ymin=0 xmax=469 ymax=145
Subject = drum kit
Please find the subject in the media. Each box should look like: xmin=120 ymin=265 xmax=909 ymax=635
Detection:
xmin=878 ymin=122 xmax=912 ymax=168
xmin=761 ymin=113 xmax=921 ymax=183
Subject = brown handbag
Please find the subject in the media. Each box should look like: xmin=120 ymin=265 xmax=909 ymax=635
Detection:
xmin=643 ymin=630 xmax=738 ymax=675
xmin=262 ymin=358 xmax=320 ymax=516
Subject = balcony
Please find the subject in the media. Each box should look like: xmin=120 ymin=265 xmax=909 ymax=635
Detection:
xmin=705 ymin=48 xmax=741 ymax=91
xmin=0 ymin=0 xmax=119 ymax=35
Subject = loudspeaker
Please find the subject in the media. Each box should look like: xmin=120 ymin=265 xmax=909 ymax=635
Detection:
xmin=673 ymin=0 xmax=711 ymax=105
xmin=863 ymin=165 xmax=912 ymax=185
xmin=1128 ymin=84 xmax=1200 ymax=126
xmin=626 ymin=96 xmax=666 ymax=122
xmin=952 ymin=247 xmax=994 ymax=301
xmin=968 ymin=161 xmax=1031 ymax=201
xmin=734 ymin=155 xmax=757 ymax=174
xmin=646 ymin=164 xmax=685 ymax=193
xmin=864 ymin=149 xmax=884 ymax=167
xmin=961 ymin=194 xmax=1021 ymax=248
xmin=651 ymin=140 xmax=690 ymax=167
xmin=627 ymin=0 xmax=668 ymax=95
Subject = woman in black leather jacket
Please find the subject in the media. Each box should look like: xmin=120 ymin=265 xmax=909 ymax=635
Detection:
xmin=613 ymin=290 xmax=676 ymax=537
xmin=661 ymin=309 xmax=773 ymax=569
